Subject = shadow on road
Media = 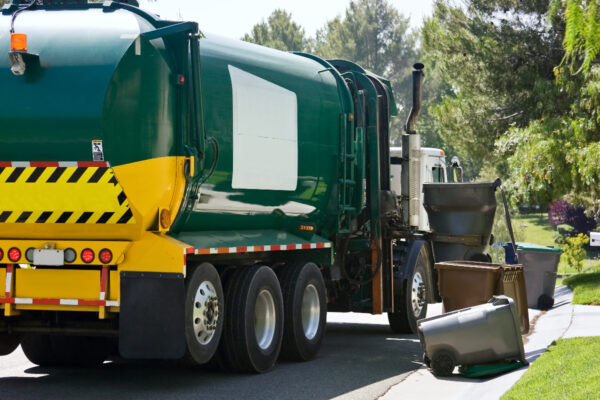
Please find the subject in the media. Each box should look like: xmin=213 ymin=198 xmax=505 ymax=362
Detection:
xmin=0 ymin=322 xmax=423 ymax=400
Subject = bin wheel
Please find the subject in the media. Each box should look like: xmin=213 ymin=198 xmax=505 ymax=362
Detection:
xmin=537 ymin=294 xmax=554 ymax=310
xmin=430 ymin=350 xmax=455 ymax=377
xmin=278 ymin=261 xmax=327 ymax=361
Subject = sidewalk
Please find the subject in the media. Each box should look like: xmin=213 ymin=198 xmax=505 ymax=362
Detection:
xmin=382 ymin=286 xmax=600 ymax=400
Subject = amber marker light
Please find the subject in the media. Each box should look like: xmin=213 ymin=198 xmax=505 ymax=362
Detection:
xmin=160 ymin=209 xmax=171 ymax=229
xmin=10 ymin=33 xmax=27 ymax=52
xmin=298 ymin=224 xmax=316 ymax=232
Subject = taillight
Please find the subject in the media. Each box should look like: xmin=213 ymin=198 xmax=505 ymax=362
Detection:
xmin=99 ymin=249 xmax=112 ymax=264
xmin=81 ymin=248 xmax=94 ymax=264
xmin=8 ymin=248 xmax=21 ymax=262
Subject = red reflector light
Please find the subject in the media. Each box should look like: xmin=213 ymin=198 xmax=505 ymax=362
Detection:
xmin=81 ymin=249 xmax=95 ymax=264
xmin=178 ymin=75 xmax=185 ymax=84
xmin=8 ymin=247 xmax=21 ymax=262
xmin=99 ymin=249 xmax=113 ymax=264
xmin=0 ymin=248 xmax=3 ymax=261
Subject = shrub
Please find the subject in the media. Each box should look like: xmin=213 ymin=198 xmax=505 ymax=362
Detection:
xmin=548 ymin=200 xmax=597 ymax=235
xmin=562 ymin=233 xmax=590 ymax=273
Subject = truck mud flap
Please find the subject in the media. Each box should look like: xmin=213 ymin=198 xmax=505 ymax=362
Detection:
xmin=119 ymin=272 xmax=185 ymax=359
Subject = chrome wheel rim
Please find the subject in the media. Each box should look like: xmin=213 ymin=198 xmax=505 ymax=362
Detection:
xmin=411 ymin=271 xmax=426 ymax=317
xmin=255 ymin=289 xmax=276 ymax=350
xmin=192 ymin=281 xmax=219 ymax=345
xmin=301 ymin=284 xmax=320 ymax=340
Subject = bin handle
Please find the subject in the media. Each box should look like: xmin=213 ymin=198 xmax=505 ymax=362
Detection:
xmin=494 ymin=178 xmax=518 ymax=263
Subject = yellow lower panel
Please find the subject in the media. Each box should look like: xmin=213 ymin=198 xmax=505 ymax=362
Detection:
xmin=108 ymin=270 xmax=120 ymax=300
xmin=0 ymin=268 xmax=5 ymax=295
xmin=15 ymin=269 xmax=100 ymax=299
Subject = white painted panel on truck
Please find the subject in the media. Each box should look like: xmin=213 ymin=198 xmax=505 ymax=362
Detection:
xmin=229 ymin=65 xmax=298 ymax=191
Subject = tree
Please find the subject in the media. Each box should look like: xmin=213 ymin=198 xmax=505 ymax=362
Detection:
xmin=495 ymin=1 xmax=600 ymax=207
xmin=313 ymin=0 xmax=417 ymax=139
xmin=562 ymin=0 xmax=600 ymax=74
xmin=242 ymin=9 xmax=309 ymax=52
xmin=422 ymin=0 xmax=566 ymax=179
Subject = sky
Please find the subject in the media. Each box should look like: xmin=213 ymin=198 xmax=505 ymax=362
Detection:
xmin=137 ymin=0 xmax=434 ymax=40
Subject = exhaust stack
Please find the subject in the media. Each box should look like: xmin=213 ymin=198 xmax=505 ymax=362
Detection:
xmin=401 ymin=63 xmax=424 ymax=228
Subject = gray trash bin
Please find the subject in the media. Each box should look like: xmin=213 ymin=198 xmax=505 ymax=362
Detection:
xmin=516 ymin=242 xmax=563 ymax=310
xmin=417 ymin=295 xmax=527 ymax=377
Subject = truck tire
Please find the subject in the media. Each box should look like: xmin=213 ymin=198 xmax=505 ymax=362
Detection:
xmin=0 ymin=333 xmax=20 ymax=356
xmin=21 ymin=334 xmax=59 ymax=367
xmin=184 ymin=262 xmax=224 ymax=365
xmin=50 ymin=336 xmax=110 ymax=367
xmin=219 ymin=265 xmax=283 ymax=373
xmin=23 ymin=334 xmax=111 ymax=367
xmin=278 ymin=262 xmax=327 ymax=361
xmin=388 ymin=245 xmax=431 ymax=334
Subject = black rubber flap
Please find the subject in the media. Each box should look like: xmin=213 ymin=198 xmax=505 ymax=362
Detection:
xmin=119 ymin=271 xmax=185 ymax=359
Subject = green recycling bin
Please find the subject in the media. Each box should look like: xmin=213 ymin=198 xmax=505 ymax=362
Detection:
xmin=516 ymin=242 xmax=563 ymax=310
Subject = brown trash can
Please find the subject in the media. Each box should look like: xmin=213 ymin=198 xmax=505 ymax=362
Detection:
xmin=435 ymin=261 xmax=529 ymax=333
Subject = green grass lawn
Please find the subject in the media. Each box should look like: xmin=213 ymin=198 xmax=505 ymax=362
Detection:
xmin=511 ymin=214 xmax=555 ymax=246
xmin=564 ymin=272 xmax=600 ymax=305
xmin=502 ymin=337 xmax=600 ymax=400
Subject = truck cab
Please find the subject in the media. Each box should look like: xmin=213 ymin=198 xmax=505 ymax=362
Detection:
xmin=389 ymin=146 xmax=447 ymax=231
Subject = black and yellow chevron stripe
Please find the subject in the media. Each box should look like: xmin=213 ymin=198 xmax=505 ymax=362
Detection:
xmin=0 ymin=166 xmax=136 ymax=225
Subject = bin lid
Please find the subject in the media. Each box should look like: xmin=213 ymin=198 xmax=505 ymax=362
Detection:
xmin=516 ymin=242 xmax=563 ymax=253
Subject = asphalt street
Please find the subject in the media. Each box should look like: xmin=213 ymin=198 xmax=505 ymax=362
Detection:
xmin=0 ymin=312 xmax=430 ymax=400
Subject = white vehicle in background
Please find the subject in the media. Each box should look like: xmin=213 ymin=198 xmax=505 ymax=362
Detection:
xmin=390 ymin=147 xmax=462 ymax=231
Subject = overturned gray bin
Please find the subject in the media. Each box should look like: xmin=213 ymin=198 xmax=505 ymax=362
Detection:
xmin=417 ymin=296 xmax=527 ymax=377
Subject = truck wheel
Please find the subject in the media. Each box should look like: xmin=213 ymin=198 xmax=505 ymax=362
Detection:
xmin=278 ymin=262 xmax=327 ymax=361
xmin=219 ymin=265 xmax=283 ymax=373
xmin=50 ymin=336 xmax=110 ymax=367
xmin=0 ymin=333 xmax=20 ymax=356
xmin=184 ymin=262 xmax=224 ymax=365
xmin=21 ymin=334 xmax=60 ymax=367
xmin=388 ymin=245 xmax=430 ymax=334
xmin=430 ymin=350 xmax=455 ymax=377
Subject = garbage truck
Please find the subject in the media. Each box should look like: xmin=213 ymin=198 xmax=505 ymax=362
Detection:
xmin=0 ymin=0 xmax=495 ymax=373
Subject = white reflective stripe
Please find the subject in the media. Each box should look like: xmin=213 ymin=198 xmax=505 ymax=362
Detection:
xmin=99 ymin=292 xmax=106 ymax=301
xmin=14 ymin=298 xmax=33 ymax=304
xmin=228 ymin=247 xmax=236 ymax=253
xmin=209 ymin=248 xmax=218 ymax=255
xmin=12 ymin=161 xmax=30 ymax=167
xmin=247 ymin=246 xmax=254 ymax=252
xmin=106 ymin=301 xmax=119 ymax=307
xmin=324 ymin=243 xmax=332 ymax=248
xmin=58 ymin=161 xmax=78 ymax=168
xmin=5 ymin=272 xmax=11 ymax=294
xmin=135 ymin=37 xmax=141 ymax=56
xmin=310 ymin=243 xmax=317 ymax=249
xmin=60 ymin=299 xmax=78 ymax=306
xmin=264 ymin=245 xmax=271 ymax=251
